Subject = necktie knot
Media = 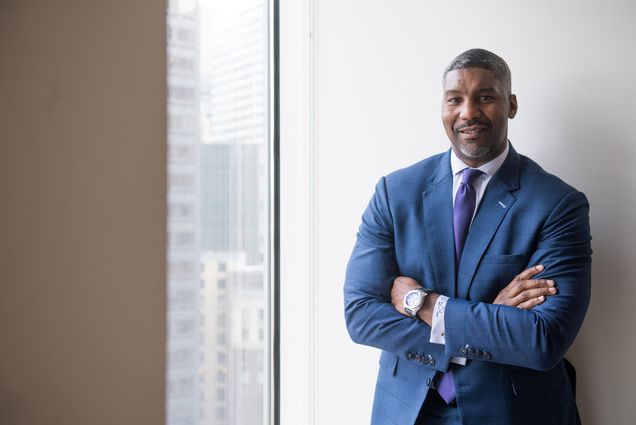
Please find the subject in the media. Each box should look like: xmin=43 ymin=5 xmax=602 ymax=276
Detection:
xmin=461 ymin=168 xmax=483 ymax=186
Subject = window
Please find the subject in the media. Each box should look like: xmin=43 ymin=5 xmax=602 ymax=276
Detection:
xmin=166 ymin=0 xmax=274 ymax=424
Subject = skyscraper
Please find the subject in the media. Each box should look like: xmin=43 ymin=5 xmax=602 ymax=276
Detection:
xmin=167 ymin=1 xmax=267 ymax=424
xmin=199 ymin=4 xmax=267 ymax=425
xmin=167 ymin=1 xmax=201 ymax=424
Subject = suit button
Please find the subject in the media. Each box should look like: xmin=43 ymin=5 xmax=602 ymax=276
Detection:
xmin=414 ymin=354 xmax=422 ymax=362
xmin=407 ymin=352 xmax=413 ymax=360
xmin=483 ymin=352 xmax=492 ymax=360
xmin=429 ymin=359 xmax=436 ymax=366
xmin=422 ymin=356 xmax=429 ymax=364
xmin=426 ymin=377 xmax=432 ymax=387
xmin=475 ymin=350 xmax=483 ymax=358
xmin=460 ymin=347 xmax=468 ymax=355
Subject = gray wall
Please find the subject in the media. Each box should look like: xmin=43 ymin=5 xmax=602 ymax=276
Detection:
xmin=0 ymin=1 xmax=166 ymax=424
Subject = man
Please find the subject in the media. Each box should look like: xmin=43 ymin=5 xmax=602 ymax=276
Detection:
xmin=343 ymin=49 xmax=591 ymax=425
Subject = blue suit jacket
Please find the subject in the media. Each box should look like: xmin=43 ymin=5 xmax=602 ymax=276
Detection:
xmin=344 ymin=146 xmax=591 ymax=425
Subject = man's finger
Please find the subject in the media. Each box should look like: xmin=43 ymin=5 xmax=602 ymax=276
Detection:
xmin=520 ymin=278 xmax=554 ymax=292
xmin=514 ymin=264 xmax=544 ymax=282
xmin=517 ymin=295 xmax=545 ymax=310
xmin=512 ymin=286 xmax=557 ymax=305
xmin=508 ymin=278 xmax=554 ymax=298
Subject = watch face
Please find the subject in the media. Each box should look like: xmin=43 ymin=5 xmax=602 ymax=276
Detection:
xmin=405 ymin=291 xmax=422 ymax=307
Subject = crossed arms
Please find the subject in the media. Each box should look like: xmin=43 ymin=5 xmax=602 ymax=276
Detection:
xmin=391 ymin=264 xmax=556 ymax=325
xmin=344 ymin=178 xmax=592 ymax=372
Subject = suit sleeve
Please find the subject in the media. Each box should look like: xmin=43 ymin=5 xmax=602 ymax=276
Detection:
xmin=344 ymin=177 xmax=450 ymax=371
xmin=443 ymin=190 xmax=592 ymax=371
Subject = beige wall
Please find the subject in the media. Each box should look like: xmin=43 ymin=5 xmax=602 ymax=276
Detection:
xmin=0 ymin=1 xmax=166 ymax=424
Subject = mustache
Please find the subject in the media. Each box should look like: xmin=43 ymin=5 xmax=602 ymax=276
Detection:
xmin=455 ymin=120 xmax=490 ymax=131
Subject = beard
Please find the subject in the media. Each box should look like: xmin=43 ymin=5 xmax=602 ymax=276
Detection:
xmin=458 ymin=143 xmax=491 ymax=159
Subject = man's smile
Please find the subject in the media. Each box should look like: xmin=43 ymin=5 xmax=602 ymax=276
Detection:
xmin=456 ymin=119 xmax=488 ymax=130
xmin=456 ymin=123 xmax=490 ymax=139
xmin=459 ymin=125 xmax=487 ymax=134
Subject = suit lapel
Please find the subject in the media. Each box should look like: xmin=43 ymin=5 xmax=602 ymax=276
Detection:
xmin=456 ymin=147 xmax=521 ymax=300
xmin=422 ymin=151 xmax=456 ymax=297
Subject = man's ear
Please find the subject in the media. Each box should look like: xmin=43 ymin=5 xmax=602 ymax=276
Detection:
xmin=508 ymin=94 xmax=518 ymax=119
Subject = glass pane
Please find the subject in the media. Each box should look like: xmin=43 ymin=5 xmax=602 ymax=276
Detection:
xmin=166 ymin=1 xmax=269 ymax=424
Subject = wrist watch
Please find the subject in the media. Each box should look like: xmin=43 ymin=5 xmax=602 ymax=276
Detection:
xmin=403 ymin=288 xmax=428 ymax=318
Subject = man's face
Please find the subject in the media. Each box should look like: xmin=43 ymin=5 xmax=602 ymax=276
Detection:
xmin=442 ymin=67 xmax=517 ymax=167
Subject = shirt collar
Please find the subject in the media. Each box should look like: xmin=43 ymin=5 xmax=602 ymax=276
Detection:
xmin=450 ymin=140 xmax=510 ymax=178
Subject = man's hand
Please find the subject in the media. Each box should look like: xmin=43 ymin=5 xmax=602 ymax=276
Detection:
xmin=493 ymin=264 xmax=557 ymax=310
xmin=391 ymin=276 xmax=439 ymax=325
xmin=390 ymin=265 xmax=555 ymax=326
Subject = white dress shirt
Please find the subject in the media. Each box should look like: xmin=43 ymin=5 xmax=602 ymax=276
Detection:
xmin=429 ymin=142 xmax=510 ymax=365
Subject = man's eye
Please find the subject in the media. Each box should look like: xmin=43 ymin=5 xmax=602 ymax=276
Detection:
xmin=447 ymin=98 xmax=461 ymax=104
xmin=479 ymin=95 xmax=495 ymax=102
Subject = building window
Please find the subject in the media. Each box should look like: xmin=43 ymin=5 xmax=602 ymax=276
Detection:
xmin=166 ymin=1 xmax=272 ymax=424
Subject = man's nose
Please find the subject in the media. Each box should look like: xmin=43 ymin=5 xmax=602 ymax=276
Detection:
xmin=459 ymin=99 xmax=481 ymax=120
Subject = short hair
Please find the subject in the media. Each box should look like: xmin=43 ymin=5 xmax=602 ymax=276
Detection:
xmin=443 ymin=48 xmax=511 ymax=93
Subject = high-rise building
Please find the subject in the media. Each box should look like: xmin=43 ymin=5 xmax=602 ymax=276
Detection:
xmin=198 ymin=3 xmax=267 ymax=425
xmin=200 ymin=143 xmax=263 ymax=265
xmin=200 ymin=2 xmax=266 ymax=265
xmin=166 ymin=1 xmax=267 ymax=424
xmin=200 ymin=252 xmax=264 ymax=425
xmin=167 ymin=1 xmax=201 ymax=424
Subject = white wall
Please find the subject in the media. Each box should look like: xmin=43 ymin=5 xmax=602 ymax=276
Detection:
xmin=281 ymin=0 xmax=636 ymax=424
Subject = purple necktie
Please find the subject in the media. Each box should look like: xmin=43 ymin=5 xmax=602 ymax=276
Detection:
xmin=437 ymin=168 xmax=483 ymax=404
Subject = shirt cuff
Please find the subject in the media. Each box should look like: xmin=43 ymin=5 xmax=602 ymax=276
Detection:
xmin=429 ymin=295 xmax=467 ymax=366
xmin=450 ymin=356 xmax=467 ymax=366
xmin=429 ymin=294 xmax=449 ymax=345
